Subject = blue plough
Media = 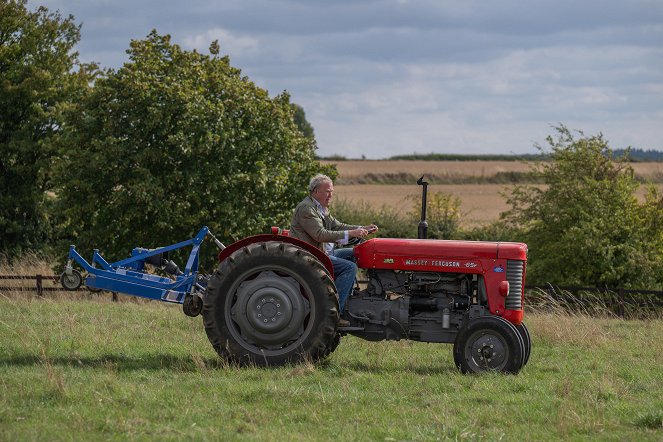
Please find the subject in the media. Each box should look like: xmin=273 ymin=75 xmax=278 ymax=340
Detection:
xmin=61 ymin=226 xmax=224 ymax=316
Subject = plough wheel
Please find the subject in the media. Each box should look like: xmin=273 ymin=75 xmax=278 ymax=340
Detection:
xmin=183 ymin=294 xmax=203 ymax=317
xmin=60 ymin=269 xmax=82 ymax=291
xmin=203 ymin=241 xmax=340 ymax=366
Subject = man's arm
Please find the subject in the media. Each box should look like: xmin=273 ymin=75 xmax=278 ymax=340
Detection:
xmin=297 ymin=205 xmax=347 ymax=243
xmin=328 ymin=215 xmax=378 ymax=237
xmin=327 ymin=213 xmax=360 ymax=232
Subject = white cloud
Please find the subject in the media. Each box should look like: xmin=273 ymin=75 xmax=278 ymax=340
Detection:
xmin=27 ymin=0 xmax=663 ymax=157
xmin=182 ymin=28 xmax=259 ymax=55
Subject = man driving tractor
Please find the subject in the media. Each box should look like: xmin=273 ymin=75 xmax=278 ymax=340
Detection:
xmin=290 ymin=174 xmax=379 ymax=325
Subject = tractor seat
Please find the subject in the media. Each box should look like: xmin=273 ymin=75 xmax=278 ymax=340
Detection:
xmin=270 ymin=226 xmax=290 ymax=236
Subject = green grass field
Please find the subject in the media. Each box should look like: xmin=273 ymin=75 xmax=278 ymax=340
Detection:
xmin=1 ymin=296 xmax=662 ymax=441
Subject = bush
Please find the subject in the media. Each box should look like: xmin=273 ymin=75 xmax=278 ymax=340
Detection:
xmin=332 ymin=199 xmax=413 ymax=239
xmin=498 ymin=125 xmax=663 ymax=288
xmin=332 ymin=190 xmax=461 ymax=240
xmin=51 ymin=31 xmax=330 ymax=263
xmin=407 ymin=192 xmax=461 ymax=239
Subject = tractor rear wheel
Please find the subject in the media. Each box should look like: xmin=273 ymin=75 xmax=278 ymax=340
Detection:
xmin=325 ymin=332 xmax=342 ymax=357
xmin=203 ymin=241 xmax=340 ymax=366
xmin=453 ymin=316 xmax=525 ymax=374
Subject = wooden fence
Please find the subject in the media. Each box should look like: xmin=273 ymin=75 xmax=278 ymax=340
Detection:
xmin=2 ymin=275 xmax=662 ymax=316
xmin=0 ymin=274 xmax=118 ymax=301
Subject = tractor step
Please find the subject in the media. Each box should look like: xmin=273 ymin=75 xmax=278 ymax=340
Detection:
xmin=337 ymin=326 xmax=364 ymax=332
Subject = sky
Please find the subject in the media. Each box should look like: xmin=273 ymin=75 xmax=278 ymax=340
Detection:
xmin=32 ymin=0 xmax=663 ymax=159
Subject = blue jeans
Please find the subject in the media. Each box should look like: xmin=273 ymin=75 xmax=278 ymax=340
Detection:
xmin=330 ymin=248 xmax=357 ymax=312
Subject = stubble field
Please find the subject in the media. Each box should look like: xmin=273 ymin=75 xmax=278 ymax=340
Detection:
xmin=326 ymin=160 xmax=663 ymax=181
xmin=333 ymin=183 xmax=511 ymax=225
xmin=325 ymin=160 xmax=663 ymax=226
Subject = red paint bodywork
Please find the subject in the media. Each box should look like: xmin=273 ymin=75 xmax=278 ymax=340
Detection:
xmin=218 ymin=234 xmax=334 ymax=277
xmin=354 ymin=238 xmax=527 ymax=325
xmin=220 ymin=233 xmax=527 ymax=326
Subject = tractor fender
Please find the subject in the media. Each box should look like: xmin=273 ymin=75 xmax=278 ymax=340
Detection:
xmin=218 ymin=233 xmax=334 ymax=278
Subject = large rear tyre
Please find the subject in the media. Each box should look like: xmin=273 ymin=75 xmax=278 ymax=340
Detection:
xmin=203 ymin=241 xmax=340 ymax=366
xmin=325 ymin=332 xmax=342 ymax=357
xmin=453 ymin=316 xmax=525 ymax=374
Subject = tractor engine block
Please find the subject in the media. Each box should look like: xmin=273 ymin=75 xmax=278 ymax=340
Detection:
xmin=347 ymin=270 xmax=476 ymax=343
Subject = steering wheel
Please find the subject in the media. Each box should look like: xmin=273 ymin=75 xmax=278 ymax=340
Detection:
xmin=345 ymin=236 xmax=366 ymax=247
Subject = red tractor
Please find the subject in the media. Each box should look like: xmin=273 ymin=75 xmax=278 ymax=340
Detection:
xmin=62 ymin=178 xmax=529 ymax=373
xmin=202 ymin=179 xmax=530 ymax=374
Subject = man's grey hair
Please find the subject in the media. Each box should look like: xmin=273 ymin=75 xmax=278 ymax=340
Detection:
xmin=308 ymin=174 xmax=332 ymax=192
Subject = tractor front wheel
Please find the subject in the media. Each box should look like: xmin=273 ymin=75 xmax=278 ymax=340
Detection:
xmin=453 ymin=316 xmax=525 ymax=374
xmin=516 ymin=322 xmax=532 ymax=367
xmin=203 ymin=241 xmax=339 ymax=366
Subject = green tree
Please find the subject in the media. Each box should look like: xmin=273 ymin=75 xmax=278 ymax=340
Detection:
xmin=501 ymin=125 xmax=663 ymax=288
xmin=52 ymin=31 xmax=332 ymax=262
xmin=0 ymin=0 xmax=88 ymax=254
xmin=291 ymin=103 xmax=315 ymax=139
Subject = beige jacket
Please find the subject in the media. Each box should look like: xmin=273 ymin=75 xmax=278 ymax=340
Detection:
xmin=290 ymin=196 xmax=359 ymax=251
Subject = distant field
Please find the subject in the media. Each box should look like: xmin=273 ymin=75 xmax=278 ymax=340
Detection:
xmin=323 ymin=160 xmax=663 ymax=183
xmin=324 ymin=160 xmax=531 ymax=182
xmin=333 ymin=184 xmax=512 ymax=226
xmin=327 ymin=161 xmax=663 ymax=226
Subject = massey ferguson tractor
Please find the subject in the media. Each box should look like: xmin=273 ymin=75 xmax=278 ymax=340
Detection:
xmin=61 ymin=178 xmax=530 ymax=374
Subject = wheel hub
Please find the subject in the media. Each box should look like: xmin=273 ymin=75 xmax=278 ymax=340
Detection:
xmin=231 ymin=271 xmax=309 ymax=348
xmin=246 ymin=288 xmax=293 ymax=333
xmin=470 ymin=334 xmax=507 ymax=369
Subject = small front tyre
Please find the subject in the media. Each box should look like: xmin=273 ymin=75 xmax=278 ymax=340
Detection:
xmin=453 ymin=316 xmax=525 ymax=374
xmin=516 ymin=322 xmax=532 ymax=367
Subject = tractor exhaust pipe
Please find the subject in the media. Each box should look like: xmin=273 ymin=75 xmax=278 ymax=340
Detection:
xmin=417 ymin=175 xmax=428 ymax=239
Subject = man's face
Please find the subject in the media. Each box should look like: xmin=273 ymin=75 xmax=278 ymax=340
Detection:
xmin=312 ymin=180 xmax=334 ymax=208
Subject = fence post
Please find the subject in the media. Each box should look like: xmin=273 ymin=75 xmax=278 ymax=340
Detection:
xmin=36 ymin=274 xmax=43 ymax=297
xmin=617 ymin=288 xmax=625 ymax=318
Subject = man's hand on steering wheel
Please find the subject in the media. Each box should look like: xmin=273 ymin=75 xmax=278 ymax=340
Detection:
xmin=346 ymin=224 xmax=379 ymax=246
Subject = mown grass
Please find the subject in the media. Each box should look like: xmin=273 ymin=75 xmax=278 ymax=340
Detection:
xmin=1 ymin=294 xmax=662 ymax=441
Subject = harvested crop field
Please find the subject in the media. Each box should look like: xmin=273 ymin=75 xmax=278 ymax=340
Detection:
xmin=328 ymin=161 xmax=663 ymax=226
xmin=333 ymin=184 xmax=512 ymax=226
xmin=334 ymin=183 xmax=663 ymax=226
xmin=324 ymin=160 xmax=531 ymax=182
xmin=324 ymin=160 xmax=663 ymax=183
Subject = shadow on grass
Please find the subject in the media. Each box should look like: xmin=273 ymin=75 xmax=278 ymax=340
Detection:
xmin=0 ymin=353 xmax=224 ymax=372
xmin=3 ymin=352 xmax=461 ymax=375
xmin=326 ymin=359 xmax=459 ymax=376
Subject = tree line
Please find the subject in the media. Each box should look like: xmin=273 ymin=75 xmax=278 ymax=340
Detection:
xmin=322 ymin=148 xmax=663 ymax=162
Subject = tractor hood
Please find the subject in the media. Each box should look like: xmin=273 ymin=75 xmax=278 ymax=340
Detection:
xmin=354 ymin=238 xmax=527 ymax=270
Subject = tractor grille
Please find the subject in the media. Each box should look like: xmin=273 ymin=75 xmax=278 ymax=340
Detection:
xmin=505 ymin=260 xmax=524 ymax=310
